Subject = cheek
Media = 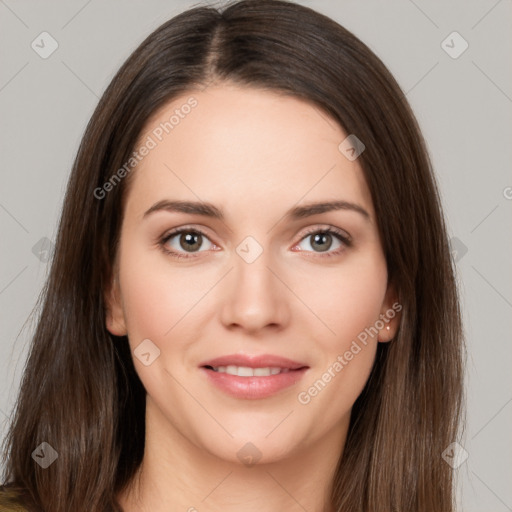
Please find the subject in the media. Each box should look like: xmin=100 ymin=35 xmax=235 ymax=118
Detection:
xmin=118 ymin=240 xmax=208 ymax=344
xmin=120 ymin=269 xmax=173 ymax=343
xmin=294 ymin=250 xmax=387 ymax=347
xmin=292 ymin=251 xmax=386 ymax=410
xmin=117 ymin=249 xmax=208 ymax=403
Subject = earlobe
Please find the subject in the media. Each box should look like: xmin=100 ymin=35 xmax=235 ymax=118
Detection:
xmin=378 ymin=323 xmax=395 ymax=343
xmin=377 ymin=280 xmax=402 ymax=343
xmin=104 ymin=276 xmax=127 ymax=336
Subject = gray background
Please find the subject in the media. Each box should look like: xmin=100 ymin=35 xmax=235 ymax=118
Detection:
xmin=1 ymin=0 xmax=511 ymax=510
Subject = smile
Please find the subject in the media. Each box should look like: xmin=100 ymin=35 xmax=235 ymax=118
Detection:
xmin=199 ymin=353 xmax=309 ymax=399
xmin=206 ymin=365 xmax=291 ymax=376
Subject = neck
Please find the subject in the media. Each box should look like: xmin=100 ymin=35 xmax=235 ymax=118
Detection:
xmin=117 ymin=397 xmax=346 ymax=512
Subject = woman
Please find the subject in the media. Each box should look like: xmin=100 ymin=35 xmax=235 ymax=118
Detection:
xmin=0 ymin=0 xmax=464 ymax=510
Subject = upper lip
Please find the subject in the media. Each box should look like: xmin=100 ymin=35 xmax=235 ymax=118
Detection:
xmin=200 ymin=354 xmax=308 ymax=370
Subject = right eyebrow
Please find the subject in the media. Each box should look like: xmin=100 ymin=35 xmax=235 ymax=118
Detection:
xmin=143 ymin=200 xmax=224 ymax=220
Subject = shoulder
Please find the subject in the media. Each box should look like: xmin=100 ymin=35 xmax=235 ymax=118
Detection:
xmin=0 ymin=486 xmax=28 ymax=512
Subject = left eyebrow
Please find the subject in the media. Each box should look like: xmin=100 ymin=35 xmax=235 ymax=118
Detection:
xmin=143 ymin=199 xmax=370 ymax=222
xmin=285 ymin=200 xmax=370 ymax=222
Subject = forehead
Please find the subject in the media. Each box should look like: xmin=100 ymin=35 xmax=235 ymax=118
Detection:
xmin=127 ymin=83 xmax=374 ymax=222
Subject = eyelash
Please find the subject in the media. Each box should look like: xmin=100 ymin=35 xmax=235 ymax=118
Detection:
xmin=158 ymin=226 xmax=352 ymax=260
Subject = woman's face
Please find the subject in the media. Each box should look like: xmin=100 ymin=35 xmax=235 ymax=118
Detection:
xmin=106 ymin=82 xmax=399 ymax=464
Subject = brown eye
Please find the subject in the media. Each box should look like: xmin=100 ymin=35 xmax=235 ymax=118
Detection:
xmin=160 ymin=228 xmax=214 ymax=258
xmin=178 ymin=231 xmax=203 ymax=252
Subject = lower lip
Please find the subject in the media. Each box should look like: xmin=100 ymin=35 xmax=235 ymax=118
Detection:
xmin=200 ymin=367 xmax=308 ymax=399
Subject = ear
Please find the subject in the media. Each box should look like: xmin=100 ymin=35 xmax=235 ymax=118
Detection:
xmin=377 ymin=279 xmax=402 ymax=343
xmin=104 ymin=274 xmax=127 ymax=336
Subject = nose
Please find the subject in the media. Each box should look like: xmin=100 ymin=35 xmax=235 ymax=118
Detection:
xmin=219 ymin=247 xmax=290 ymax=334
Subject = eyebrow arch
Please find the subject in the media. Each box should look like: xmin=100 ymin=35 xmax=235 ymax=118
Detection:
xmin=143 ymin=199 xmax=370 ymax=222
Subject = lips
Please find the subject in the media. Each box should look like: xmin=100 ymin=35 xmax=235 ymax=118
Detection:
xmin=200 ymin=354 xmax=307 ymax=370
xmin=199 ymin=353 xmax=309 ymax=400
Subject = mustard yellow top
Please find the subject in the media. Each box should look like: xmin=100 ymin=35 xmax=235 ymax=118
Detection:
xmin=0 ymin=486 xmax=28 ymax=512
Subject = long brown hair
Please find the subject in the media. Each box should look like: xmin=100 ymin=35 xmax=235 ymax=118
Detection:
xmin=1 ymin=1 xmax=464 ymax=510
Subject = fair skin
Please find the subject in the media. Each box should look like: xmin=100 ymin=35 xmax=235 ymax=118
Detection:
xmin=106 ymin=82 xmax=400 ymax=512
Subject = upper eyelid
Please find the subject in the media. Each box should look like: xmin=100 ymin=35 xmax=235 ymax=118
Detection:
xmin=161 ymin=224 xmax=351 ymax=246
xmin=300 ymin=225 xmax=351 ymax=241
xmin=161 ymin=225 xmax=214 ymax=243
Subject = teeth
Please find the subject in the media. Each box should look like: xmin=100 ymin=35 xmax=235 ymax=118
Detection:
xmin=212 ymin=365 xmax=290 ymax=377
